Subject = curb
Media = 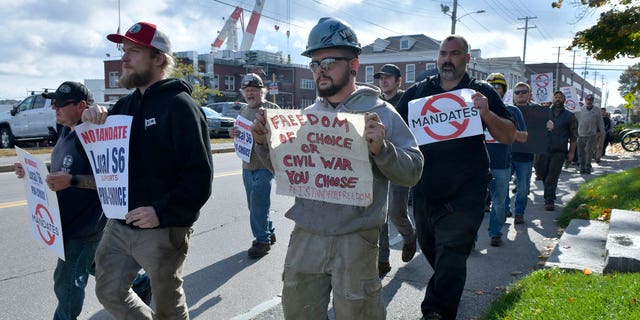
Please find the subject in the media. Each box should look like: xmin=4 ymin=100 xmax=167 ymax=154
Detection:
xmin=0 ymin=147 xmax=236 ymax=174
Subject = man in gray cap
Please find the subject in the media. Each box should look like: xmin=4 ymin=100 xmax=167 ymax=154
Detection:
xmin=374 ymin=64 xmax=417 ymax=277
xmin=230 ymin=73 xmax=280 ymax=259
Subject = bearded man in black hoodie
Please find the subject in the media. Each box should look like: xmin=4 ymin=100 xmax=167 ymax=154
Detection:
xmin=82 ymin=22 xmax=213 ymax=320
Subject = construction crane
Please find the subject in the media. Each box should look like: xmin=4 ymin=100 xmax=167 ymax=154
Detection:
xmin=211 ymin=0 xmax=265 ymax=53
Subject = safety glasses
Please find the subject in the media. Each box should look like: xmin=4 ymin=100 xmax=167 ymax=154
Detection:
xmin=309 ymin=57 xmax=353 ymax=72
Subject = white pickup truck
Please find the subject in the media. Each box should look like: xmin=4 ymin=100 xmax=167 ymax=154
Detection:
xmin=0 ymin=93 xmax=60 ymax=148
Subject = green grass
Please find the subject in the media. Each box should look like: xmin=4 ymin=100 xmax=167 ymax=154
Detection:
xmin=556 ymin=168 xmax=640 ymax=228
xmin=483 ymin=268 xmax=640 ymax=320
xmin=484 ymin=167 xmax=640 ymax=319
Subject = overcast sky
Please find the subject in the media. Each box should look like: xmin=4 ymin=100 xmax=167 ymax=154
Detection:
xmin=0 ymin=0 xmax=634 ymax=106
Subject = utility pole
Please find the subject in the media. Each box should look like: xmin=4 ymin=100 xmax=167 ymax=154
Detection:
xmin=580 ymin=57 xmax=589 ymax=96
xmin=571 ymin=50 xmax=577 ymax=85
xmin=517 ymin=16 xmax=537 ymax=65
xmin=451 ymin=0 xmax=458 ymax=34
xmin=553 ymin=46 xmax=562 ymax=91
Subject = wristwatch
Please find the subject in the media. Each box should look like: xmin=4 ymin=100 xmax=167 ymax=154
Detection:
xmin=70 ymin=175 xmax=79 ymax=186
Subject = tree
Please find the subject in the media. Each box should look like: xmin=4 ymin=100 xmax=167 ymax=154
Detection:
xmin=170 ymin=56 xmax=222 ymax=105
xmin=618 ymin=62 xmax=640 ymax=95
xmin=554 ymin=1 xmax=640 ymax=94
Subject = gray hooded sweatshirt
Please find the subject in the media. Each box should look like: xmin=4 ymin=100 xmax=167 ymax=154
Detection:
xmin=255 ymin=84 xmax=423 ymax=236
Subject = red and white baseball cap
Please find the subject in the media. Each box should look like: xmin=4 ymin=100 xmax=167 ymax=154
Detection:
xmin=107 ymin=22 xmax=171 ymax=54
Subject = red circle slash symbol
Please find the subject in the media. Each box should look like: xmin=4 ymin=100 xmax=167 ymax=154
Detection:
xmin=534 ymin=74 xmax=550 ymax=88
xmin=34 ymin=203 xmax=56 ymax=245
xmin=420 ymin=93 xmax=470 ymax=140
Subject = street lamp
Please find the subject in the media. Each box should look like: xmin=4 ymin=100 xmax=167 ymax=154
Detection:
xmin=441 ymin=1 xmax=486 ymax=34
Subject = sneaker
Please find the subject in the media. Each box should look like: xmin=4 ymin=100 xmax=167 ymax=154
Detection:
xmin=514 ymin=215 xmax=525 ymax=224
xmin=401 ymin=233 xmax=417 ymax=262
xmin=248 ymin=241 xmax=271 ymax=258
xmin=490 ymin=236 xmax=503 ymax=247
xmin=131 ymin=274 xmax=152 ymax=305
xmin=378 ymin=261 xmax=391 ymax=277
xmin=544 ymin=202 xmax=555 ymax=211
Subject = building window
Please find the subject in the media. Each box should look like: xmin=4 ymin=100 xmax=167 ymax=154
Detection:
xmin=300 ymin=98 xmax=314 ymax=108
xmin=109 ymin=71 xmax=119 ymax=88
xmin=212 ymin=75 xmax=219 ymax=90
xmin=365 ymin=66 xmax=374 ymax=84
xmin=300 ymin=79 xmax=315 ymax=90
xmin=400 ymin=39 xmax=410 ymax=50
xmin=406 ymin=64 xmax=415 ymax=83
xmin=426 ymin=63 xmax=436 ymax=70
xmin=224 ymin=75 xmax=235 ymax=91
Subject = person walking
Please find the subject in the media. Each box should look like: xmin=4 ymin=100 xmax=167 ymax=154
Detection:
xmin=81 ymin=22 xmax=213 ymax=319
xmin=535 ymin=90 xmax=577 ymax=211
xmin=251 ymin=17 xmax=423 ymax=320
xmin=396 ymin=35 xmax=515 ymax=320
xmin=485 ymin=73 xmax=527 ymax=246
xmin=230 ymin=73 xmax=280 ymax=258
xmin=506 ymin=82 xmax=538 ymax=224
xmin=14 ymin=81 xmax=106 ymax=320
xmin=574 ymin=93 xmax=604 ymax=174
xmin=373 ymin=63 xmax=417 ymax=277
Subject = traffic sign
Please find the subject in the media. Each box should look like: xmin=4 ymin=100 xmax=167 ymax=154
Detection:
xmin=624 ymin=93 xmax=636 ymax=103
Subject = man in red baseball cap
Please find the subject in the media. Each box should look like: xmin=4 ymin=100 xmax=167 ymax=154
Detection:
xmin=83 ymin=22 xmax=213 ymax=320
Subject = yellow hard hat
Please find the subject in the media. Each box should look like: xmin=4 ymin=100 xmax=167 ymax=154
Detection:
xmin=486 ymin=73 xmax=507 ymax=88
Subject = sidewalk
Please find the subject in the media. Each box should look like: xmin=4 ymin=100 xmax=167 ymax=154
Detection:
xmin=0 ymin=142 xmax=236 ymax=173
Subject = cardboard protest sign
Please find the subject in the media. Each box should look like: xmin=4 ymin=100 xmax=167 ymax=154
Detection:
xmin=234 ymin=115 xmax=253 ymax=163
xmin=560 ymin=86 xmax=580 ymax=113
xmin=15 ymin=147 xmax=65 ymax=260
xmin=265 ymin=109 xmax=373 ymax=207
xmin=531 ymin=73 xmax=553 ymax=104
xmin=511 ymin=104 xmax=551 ymax=154
xmin=75 ymin=115 xmax=132 ymax=219
xmin=407 ymin=89 xmax=483 ymax=145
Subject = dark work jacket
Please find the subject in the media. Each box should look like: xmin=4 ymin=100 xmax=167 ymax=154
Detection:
xmin=547 ymin=107 xmax=578 ymax=153
xmin=109 ymin=78 xmax=213 ymax=227
xmin=396 ymin=73 xmax=513 ymax=201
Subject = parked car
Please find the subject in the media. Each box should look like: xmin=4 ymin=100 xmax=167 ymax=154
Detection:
xmin=201 ymin=107 xmax=236 ymax=137
xmin=0 ymin=93 xmax=59 ymax=148
xmin=203 ymin=101 xmax=246 ymax=119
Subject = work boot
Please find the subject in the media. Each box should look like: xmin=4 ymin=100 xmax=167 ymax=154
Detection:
xmin=490 ymin=236 xmax=503 ymax=247
xmin=131 ymin=273 xmax=152 ymax=305
xmin=401 ymin=232 xmax=417 ymax=262
xmin=378 ymin=261 xmax=391 ymax=278
xmin=270 ymin=233 xmax=276 ymax=245
xmin=248 ymin=241 xmax=271 ymax=259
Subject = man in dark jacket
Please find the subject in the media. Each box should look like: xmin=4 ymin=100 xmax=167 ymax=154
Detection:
xmin=82 ymin=22 xmax=213 ymax=319
xmin=396 ymin=35 xmax=515 ymax=320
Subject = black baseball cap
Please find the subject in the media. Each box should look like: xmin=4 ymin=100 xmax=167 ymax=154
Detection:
xmin=374 ymin=64 xmax=401 ymax=79
xmin=241 ymin=73 xmax=264 ymax=89
xmin=42 ymin=81 xmax=93 ymax=105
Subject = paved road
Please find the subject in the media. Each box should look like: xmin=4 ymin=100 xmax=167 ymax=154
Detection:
xmin=1 ymin=144 xmax=637 ymax=319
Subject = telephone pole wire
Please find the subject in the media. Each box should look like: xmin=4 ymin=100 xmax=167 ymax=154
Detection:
xmin=518 ymin=16 xmax=537 ymax=65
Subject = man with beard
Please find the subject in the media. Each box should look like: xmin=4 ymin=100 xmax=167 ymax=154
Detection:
xmin=574 ymin=93 xmax=604 ymax=174
xmin=535 ymin=90 xmax=577 ymax=211
xmin=396 ymin=35 xmax=515 ymax=320
xmin=229 ymin=73 xmax=280 ymax=258
xmin=251 ymin=17 xmax=423 ymax=319
xmin=373 ymin=64 xmax=417 ymax=277
xmin=81 ymin=22 xmax=213 ymax=319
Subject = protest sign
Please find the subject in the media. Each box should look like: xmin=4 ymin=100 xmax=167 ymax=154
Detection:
xmin=407 ymin=89 xmax=483 ymax=145
xmin=560 ymin=86 xmax=580 ymax=113
xmin=265 ymin=109 xmax=373 ymax=206
xmin=15 ymin=147 xmax=65 ymax=260
xmin=234 ymin=115 xmax=253 ymax=163
xmin=531 ymin=73 xmax=553 ymax=103
xmin=511 ymin=104 xmax=551 ymax=154
xmin=75 ymin=115 xmax=132 ymax=219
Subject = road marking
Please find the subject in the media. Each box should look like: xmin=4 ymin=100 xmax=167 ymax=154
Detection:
xmin=0 ymin=200 xmax=26 ymax=209
xmin=0 ymin=171 xmax=241 ymax=209
xmin=230 ymin=296 xmax=282 ymax=320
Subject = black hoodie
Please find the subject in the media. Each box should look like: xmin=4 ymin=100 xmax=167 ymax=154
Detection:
xmin=109 ymin=78 xmax=213 ymax=227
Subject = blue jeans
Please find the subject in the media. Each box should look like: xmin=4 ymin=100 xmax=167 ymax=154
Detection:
xmin=53 ymin=238 xmax=100 ymax=320
xmin=505 ymin=160 xmax=533 ymax=216
xmin=243 ymin=168 xmax=274 ymax=244
xmin=488 ymin=168 xmax=509 ymax=238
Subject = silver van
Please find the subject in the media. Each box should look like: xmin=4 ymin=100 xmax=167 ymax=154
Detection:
xmin=203 ymin=101 xmax=246 ymax=119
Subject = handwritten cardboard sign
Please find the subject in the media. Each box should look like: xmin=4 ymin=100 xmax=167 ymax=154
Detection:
xmin=265 ymin=109 xmax=373 ymax=206
xmin=75 ymin=115 xmax=132 ymax=219
xmin=15 ymin=147 xmax=65 ymax=260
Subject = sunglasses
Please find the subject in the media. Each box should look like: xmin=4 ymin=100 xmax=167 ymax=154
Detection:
xmin=53 ymin=100 xmax=79 ymax=108
xmin=309 ymin=57 xmax=352 ymax=72
xmin=514 ymin=90 xmax=529 ymax=95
